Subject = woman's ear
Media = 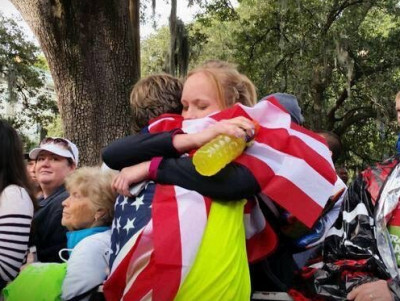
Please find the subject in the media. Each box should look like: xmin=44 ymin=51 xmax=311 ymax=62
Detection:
xmin=94 ymin=208 xmax=107 ymax=222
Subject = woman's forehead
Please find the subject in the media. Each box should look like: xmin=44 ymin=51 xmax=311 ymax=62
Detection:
xmin=182 ymin=73 xmax=218 ymax=101
xmin=37 ymin=150 xmax=68 ymax=160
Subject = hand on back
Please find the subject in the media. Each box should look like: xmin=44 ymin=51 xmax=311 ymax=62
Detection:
xmin=112 ymin=161 xmax=151 ymax=197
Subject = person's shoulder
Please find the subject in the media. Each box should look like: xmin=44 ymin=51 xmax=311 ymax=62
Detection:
xmin=2 ymin=184 xmax=26 ymax=195
xmin=77 ymin=230 xmax=111 ymax=249
xmin=53 ymin=186 xmax=69 ymax=200
xmin=0 ymin=185 xmax=33 ymax=215
xmin=46 ymin=186 xmax=69 ymax=208
xmin=69 ymin=230 xmax=111 ymax=264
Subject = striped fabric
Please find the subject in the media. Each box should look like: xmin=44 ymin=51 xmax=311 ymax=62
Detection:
xmin=0 ymin=185 xmax=33 ymax=286
xmin=104 ymin=97 xmax=336 ymax=300
xmin=104 ymin=185 xmax=212 ymax=301
xmin=149 ymin=96 xmax=337 ymax=227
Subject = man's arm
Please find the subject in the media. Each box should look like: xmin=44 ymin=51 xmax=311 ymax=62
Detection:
xmin=102 ymin=130 xmax=181 ymax=170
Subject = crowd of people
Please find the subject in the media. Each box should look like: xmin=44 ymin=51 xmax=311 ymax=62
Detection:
xmin=0 ymin=61 xmax=400 ymax=301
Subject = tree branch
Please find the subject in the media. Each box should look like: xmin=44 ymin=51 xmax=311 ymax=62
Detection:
xmin=323 ymin=0 xmax=365 ymax=34
xmin=335 ymin=108 xmax=376 ymax=135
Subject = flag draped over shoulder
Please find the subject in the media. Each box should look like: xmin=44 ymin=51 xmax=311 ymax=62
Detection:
xmin=150 ymin=96 xmax=337 ymax=227
xmin=104 ymin=184 xmax=212 ymax=301
xmin=104 ymin=97 xmax=336 ymax=301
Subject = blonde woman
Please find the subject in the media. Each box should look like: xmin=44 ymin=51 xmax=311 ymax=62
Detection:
xmin=60 ymin=167 xmax=116 ymax=300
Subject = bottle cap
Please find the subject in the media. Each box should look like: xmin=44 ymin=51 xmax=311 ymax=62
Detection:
xmin=245 ymin=120 xmax=260 ymax=145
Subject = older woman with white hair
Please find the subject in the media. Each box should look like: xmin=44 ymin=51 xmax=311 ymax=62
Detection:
xmin=60 ymin=166 xmax=116 ymax=300
xmin=3 ymin=167 xmax=116 ymax=301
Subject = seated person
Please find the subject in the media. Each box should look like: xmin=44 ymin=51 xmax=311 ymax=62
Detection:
xmin=29 ymin=137 xmax=79 ymax=262
xmin=4 ymin=167 xmax=116 ymax=301
xmin=61 ymin=166 xmax=116 ymax=300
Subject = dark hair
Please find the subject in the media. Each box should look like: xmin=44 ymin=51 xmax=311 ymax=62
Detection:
xmin=315 ymin=130 xmax=342 ymax=163
xmin=0 ymin=120 xmax=34 ymax=202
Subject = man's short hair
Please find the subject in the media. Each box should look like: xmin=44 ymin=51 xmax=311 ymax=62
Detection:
xmin=130 ymin=74 xmax=183 ymax=132
xmin=315 ymin=130 xmax=342 ymax=163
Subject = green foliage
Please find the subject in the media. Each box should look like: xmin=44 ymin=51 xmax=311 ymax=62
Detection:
xmin=46 ymin=115 xmax=64 ymax=138
xmin=34 ymin=54 xmax=50 ymax=71
xmin=140 ymin=0 xmax=400 ymax=170
xmin=0 ymin=13 xmax=57 ymax=133
xmin=183 ymin=0 xmax=400 ymax=171
xmin=141 ymin=26 xmax=170 ymax=76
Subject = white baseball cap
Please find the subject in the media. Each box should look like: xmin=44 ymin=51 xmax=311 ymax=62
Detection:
xmin=29 ymin=137 xmax=79 ymax=166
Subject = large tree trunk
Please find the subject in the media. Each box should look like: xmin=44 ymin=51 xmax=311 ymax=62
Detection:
xmin=129 ymin=0 xmax=140 ymax=82
xmin=11 ymin=0 xmax=139 ymax=166
xmin=167 ymin=0 xmax=189 ymax=77
xmin=168 ymin=0 xmax=177 ymax=76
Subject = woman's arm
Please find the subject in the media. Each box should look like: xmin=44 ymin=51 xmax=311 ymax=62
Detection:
xmin=172 ymin=117 xmax=255 ymax=153
xmin=0 ymin=186 xmax=33 ymax=288
xmin=109 ymin=116 xmax=258 ymax=197
xmin=102 ymin=117 xmax=255 ymax=170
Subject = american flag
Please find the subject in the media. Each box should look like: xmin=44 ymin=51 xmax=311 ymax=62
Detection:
xmin=104 ymin=184 xmax=213 ymax=301
xmin=109 ymin=182 xmax=155 ymax=269
xmin=104 ymin=96 xmax=336 ymax=300
xmin=149 ymin=96 xmax=337 ymax=227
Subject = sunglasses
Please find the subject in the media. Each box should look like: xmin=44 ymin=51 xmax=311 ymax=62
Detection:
xmin=40 ymin=137 xmax=75 ymax=160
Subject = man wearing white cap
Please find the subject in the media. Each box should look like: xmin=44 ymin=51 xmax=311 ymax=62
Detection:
xmin=29 ymin=137 xmax=79 ymax=262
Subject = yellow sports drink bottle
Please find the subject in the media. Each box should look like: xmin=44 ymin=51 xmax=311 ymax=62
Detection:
xmin=193 ymin=121 xmax=259 ymax=176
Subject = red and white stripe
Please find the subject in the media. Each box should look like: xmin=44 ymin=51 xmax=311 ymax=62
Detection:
xmin=244 ymin=198 xmax=278 ymax=263
xmin=104 ymin=185 xmax=211 ymax=301
xmin=155 ymin=97 xmax=336 ymax=227
xmin=104 ymin=97 xmax=336 ymax=299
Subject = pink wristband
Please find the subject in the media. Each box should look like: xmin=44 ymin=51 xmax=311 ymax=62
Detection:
xmin=149 ymin=157 xmax=163 ymax=180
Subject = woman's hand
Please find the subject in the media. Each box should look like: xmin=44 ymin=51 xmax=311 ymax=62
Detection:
xmin=112 ymin=161 xmax=151 ymax=196
xmin=207 ymin=117 xmax=256 ymax=141
xmin=347 ymin=280 xmax=394 ymax=301
xmin=173 ymin=117 xmax=255 ymax=153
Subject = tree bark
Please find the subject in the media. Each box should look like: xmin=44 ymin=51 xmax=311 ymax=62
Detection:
xmin=168 ymin=0 xmax=177 ymax=76
xmin=129 ymin=0 xmax=140 ymax=82
xmin=11 ymin=0 xmax=139 ymax=166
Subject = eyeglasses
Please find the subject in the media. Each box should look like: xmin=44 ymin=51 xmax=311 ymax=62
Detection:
xmin=40 ymin=137 xmax=75 ymax=160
